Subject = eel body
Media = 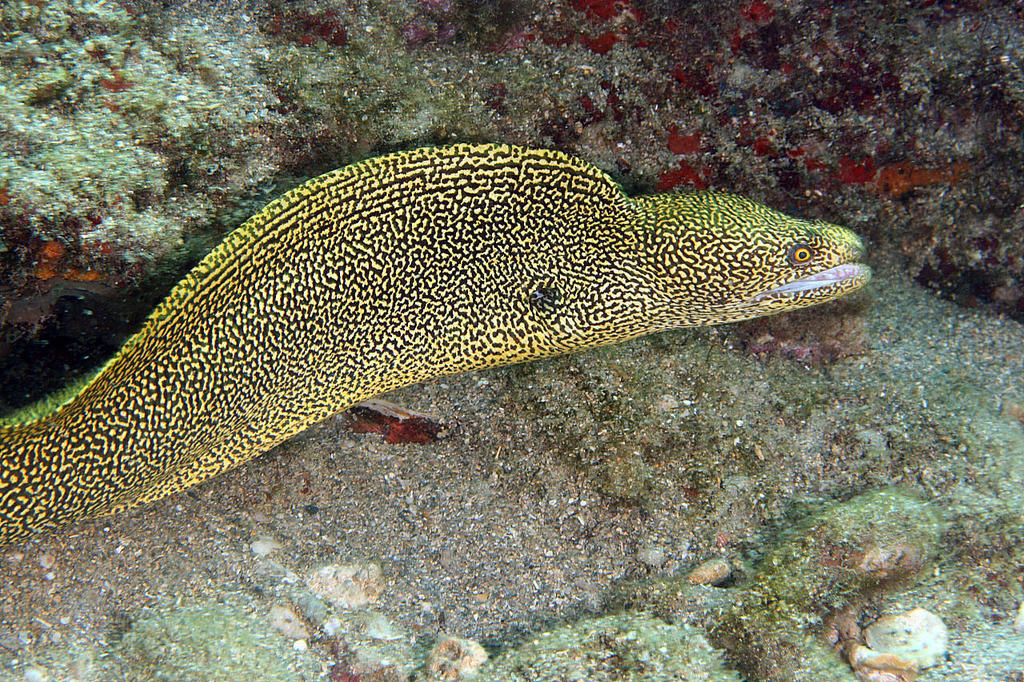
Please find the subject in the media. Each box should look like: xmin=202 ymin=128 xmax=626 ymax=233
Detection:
xmin=0 ymin=143 xmax=870 ymax=543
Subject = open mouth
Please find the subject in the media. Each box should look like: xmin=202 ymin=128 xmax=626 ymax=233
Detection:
xmin=750 ymin=263 xmax=871 ymax=302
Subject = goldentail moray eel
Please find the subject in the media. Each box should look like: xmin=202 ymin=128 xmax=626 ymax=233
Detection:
xmin=0 ymin=143 xmax=870 ymax=544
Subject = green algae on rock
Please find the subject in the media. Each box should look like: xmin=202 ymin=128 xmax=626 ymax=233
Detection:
xmin=0 ymin=0 xmax=281 ymax=262
xmin=715 ymin=491 xmax=940 ymax=679
xmin=610 ymin=490 xmax=943 ymax=682
xmin=116 ymin=602 xmax=310 ymax=682
xmin=745 ymin=490 xmax=942 ymax=614
xmin=476 ymin=612 xmax=741 ymax=681
xmin=713 ymin=490 xmax=943 ymax=681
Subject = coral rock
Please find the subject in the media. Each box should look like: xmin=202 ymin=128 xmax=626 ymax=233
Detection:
xmin=306 ymin=562 xmax=383 ymax=610
xmin=425 ymin=636 xmax=488 ymax=681
xmin=863 ymin=608 xmax=948 ymax=669
xmin=846 ymin=643 xmax=918 ymax=682
xmin=268 ymin=603 xmax=309 ymax=640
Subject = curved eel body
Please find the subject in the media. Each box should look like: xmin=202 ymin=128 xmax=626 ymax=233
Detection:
xmin=0 ymin=144 xmax=870 ymax=544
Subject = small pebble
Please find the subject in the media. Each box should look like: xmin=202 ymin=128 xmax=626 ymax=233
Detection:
xmin=1014 ymin=602 xmax=1024 ymax=634
xmin=23 ymin=665 xmax=46 ymax=682
xmin=293 ymin=639 xmax=308 ymax=652
xmin=686 ymin=558 xmax=732 ymax=586
xmin=23 ymin=663 xmax=46 ymax=679
xmin=323 ymin=617 xmax=342 ymax=636
xmin=426 ymin=636 xmax=488 ymax=680
xmin=269 ymin=604 xmax=310 ymax=640
xmin=637 ymin=546 xmax=666 ymax=570
xmin=38 ymin=554 xmax=55 ymax=570
xmin=655 ymin=394 xmax=679 ymax=411
xmin=864 ymin=607 xmax=948 ymax=668
xmin=250 ymin=536 xmax=283 ymax=556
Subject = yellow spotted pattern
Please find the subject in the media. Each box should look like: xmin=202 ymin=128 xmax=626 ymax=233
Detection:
xmin=0 ymin=144 xmax=869 ymax=543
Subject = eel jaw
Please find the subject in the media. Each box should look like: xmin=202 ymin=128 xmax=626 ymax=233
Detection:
xmin=749 ymin=263 xmax=871 ymax=303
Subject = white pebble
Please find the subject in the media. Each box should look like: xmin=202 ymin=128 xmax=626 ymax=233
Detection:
xmin=655 ymin=394 xmax=678 ymax=411
xmin=1014 ymin=602 xmax=1024 ymax=634
xmin=269 ymin=604 xmax=309 ymax=640
xmin=637 ymin=547 xmax=666 ymax=569
xmin=293 ymin=639 xmax=307 ymax=652
xmin=250 ymin=536 xmax=282 ymax=556
xmin=323 ymin=616 xmax=342 ymax=636
xmin=864 ymin=607 xmax=948 ymax=668
xmin=23 ymin=665 xmax=46 ymax=682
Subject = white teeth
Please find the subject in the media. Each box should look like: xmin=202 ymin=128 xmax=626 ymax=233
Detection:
xmin=751 ymin=264 xmax=868 ymax=302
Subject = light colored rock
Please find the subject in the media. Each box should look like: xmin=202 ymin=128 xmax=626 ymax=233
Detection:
xmin=655 ymin=394 xmax=679 ymax=411
xmin=323 ymin=616 xmax=343 ymax=636
xmin=306 ymin=562 xmax=383 ymax=610
xmin=363 ymin=611 xmax=405 ymax=641
xmin=1015 ymin=602 xmax=1024 ymax=634
xmin=426 ymin=636 xmax=488 ymax=681
xmin=269 ymin=604 xmax=309 ymax=640
xmin=116 ymin=602 xmax=299 ymax=680
xmin=846 ymin=642 xmax=918 ymax=682
xmin=864 ymin=608 xmax=948 ymax=669
xmin=23 ymin=665 xmax=47 ymax=682
xmin=250 ymin=536 xmax=283 ymax=556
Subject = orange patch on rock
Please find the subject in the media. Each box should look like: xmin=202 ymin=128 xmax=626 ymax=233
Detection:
xmin=875 ymin=161 xmax=970 ymax=197
xmin=33 ymin=263 xmax=59 ymax=281
xmin=33 ymin=240 xmax=106 ymax=283
xmin=66 ymin=268 xmax=106 ymax=282
xmin=39 ymin=240 xmax=66 ymax=261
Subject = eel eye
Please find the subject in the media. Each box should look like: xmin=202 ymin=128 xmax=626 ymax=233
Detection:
xmin=787 ymin=244 xmax=814 ymax=265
